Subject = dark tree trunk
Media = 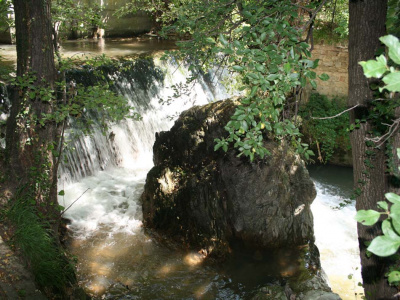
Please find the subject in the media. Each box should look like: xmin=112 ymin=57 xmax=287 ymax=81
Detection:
xmin=6 ymin=0 xmax=60 ymax=219
xmin=349 ymin=0 xmax=399 ymax=298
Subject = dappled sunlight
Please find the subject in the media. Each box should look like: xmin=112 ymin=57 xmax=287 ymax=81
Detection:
xmin=88 ymin=261 xmax=113 ymax=277
xmin=194 ymin=282 xmax=213 ymax=299
xmin=85 ymin=277 xmax=109 ymax=295
xmin=183 ymin=252 xmax=206 ymax=267
xmin=157 ymin=263 xmax=177 ymax=277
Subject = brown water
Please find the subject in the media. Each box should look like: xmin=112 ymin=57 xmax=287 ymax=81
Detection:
xmin=63 ymin=169 xmax=306 ymax=299
xmin=69 ymin=230 xmax=304 ymax=299
xmin=0 ymin=37 xmax=176 ymax=63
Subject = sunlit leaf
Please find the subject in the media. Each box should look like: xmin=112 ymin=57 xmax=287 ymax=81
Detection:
xmin=388 ymin=271 xmax=400 ymax=284
xmin=377 ymin=201 xmax=388 ymax=211
xmin=359 ymin=56 xmax=387 ymax=78
xmin=355 ymin=209 xmax=380 ymax=226
xmin=382 ymin=72 xmax=400 ymax=92
xmin=367 ymin=235 xmax=400 ymax=257
xmin=380 ymin=35 xmax=400 ymax=64
xmin=386 ymin=193 xmax=400 ymax=204
xmin=382 ymin=219 xmax=400 ymax=240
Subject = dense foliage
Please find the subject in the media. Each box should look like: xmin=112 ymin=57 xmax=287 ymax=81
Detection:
xmin=146 ymin=0 xmax=328 ymax=161
xmin=299 ymin=93 xmax=350 ymax=163
xmin=52 ymin=0 xmax=104 ymax=39
xmin=313 ymin=0 xmax=348 ymax=44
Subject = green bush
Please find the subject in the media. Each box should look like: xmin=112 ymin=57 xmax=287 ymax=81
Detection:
xmin=299 ymin=93 xmax=350 ymax=163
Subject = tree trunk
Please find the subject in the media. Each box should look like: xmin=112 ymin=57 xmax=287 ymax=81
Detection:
xmin=6 ymin=0 xmax=60 ymax=219
xmin=349 ymin=0 xmax=399 ymax=298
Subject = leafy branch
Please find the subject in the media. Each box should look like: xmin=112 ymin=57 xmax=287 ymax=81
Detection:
xmin=356 ymin=34 xmax=400 ymax=286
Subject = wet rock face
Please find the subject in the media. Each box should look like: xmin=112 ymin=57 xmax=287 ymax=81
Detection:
xmin=141 ymin=99 xmax=317 ymax=256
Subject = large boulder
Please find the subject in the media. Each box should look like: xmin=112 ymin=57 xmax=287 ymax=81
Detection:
xmin=141 ymin=99 xmax=317 ymax=256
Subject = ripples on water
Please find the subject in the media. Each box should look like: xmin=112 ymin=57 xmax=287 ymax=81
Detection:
xmin=62 ymin=168 xmax=305 ymax=299
xmin=60 ymin=164 xmax=364 ymax=299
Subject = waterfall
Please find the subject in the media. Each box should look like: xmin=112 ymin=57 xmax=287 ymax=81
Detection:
xmin=55 ymin=55 xmax=361 ymax=299
xmin=58 ymin=56 xmax=235 ymax=184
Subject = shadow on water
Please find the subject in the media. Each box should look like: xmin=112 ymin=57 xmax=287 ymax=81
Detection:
xmin=307 ymin=164 xmax=354 ymax=199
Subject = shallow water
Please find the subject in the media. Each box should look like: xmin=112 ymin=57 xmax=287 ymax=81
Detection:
xmin=62 ymin=167 xmax=306 ymax=299
xmin=0 ymin=37 xmax=176 ymax=63
xmin=59 ymin=163 xmax=364 ymax=299
xmin=1 ymin=38 xmax=364 ymax=299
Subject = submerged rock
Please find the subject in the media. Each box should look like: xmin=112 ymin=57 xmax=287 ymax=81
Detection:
xmin=141 ymin=99 xmax=317 ymax=256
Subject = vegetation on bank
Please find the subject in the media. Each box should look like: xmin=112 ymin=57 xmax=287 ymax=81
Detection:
xmin=0 ymin=0 xmax=400 ymax=298
xmin=299 ymin=93 xmax=350 ymax=164
xmin=355 ymin=34 xmax=400 ymax=287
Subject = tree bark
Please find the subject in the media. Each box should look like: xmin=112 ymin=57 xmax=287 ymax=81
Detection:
xmin=6 ymin=0 xmax=60 ymax=218
xmin=349 ymin=0 xmax=399 ymax=298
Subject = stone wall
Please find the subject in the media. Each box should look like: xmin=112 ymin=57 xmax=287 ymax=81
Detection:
xmin=311 ymin=43 xmax=349 ymax=97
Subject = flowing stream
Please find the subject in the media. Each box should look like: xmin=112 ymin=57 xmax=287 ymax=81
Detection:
xmin=59 ymin=56 xmax=363 ymax=298
xmin=1 ymin=39 xmax=363 ymax=299
xmin=309 ymin=166 xmax=363 ymax=300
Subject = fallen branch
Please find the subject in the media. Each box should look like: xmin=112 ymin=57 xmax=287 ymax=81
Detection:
xmin=312 ymin=104 xmax=360 ymax=120
xmin=60 ymin=188 xmax=90 ymax=216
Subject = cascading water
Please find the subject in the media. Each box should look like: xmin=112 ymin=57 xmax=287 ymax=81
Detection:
xmin=0 ymin=38 xmax=364 ymax=297
xmin=58 ymin=56 xmax=233 ymax=184
xmin=52 ymin=48 xmax=363 ymax=299
xmin=309 ymin=166 xmax=363 ymax=300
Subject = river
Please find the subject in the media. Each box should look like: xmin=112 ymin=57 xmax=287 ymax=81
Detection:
xmin=1 ymin=38 xmax=363 ymax=299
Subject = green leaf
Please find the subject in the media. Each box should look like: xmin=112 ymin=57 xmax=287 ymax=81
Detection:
xmin=359 ymin=56 xmax=387 ymax=78
xmin=266 ymin=74 xmax=279 ymax=81
xmin=318 ymin=73 xmax=330 ymax=81
xmin=377 ymin=201 xmax=389 ymax=211
xmin=311 ymin=59 xmax=319 ymax=69
xmin=219 ymin=34 xmax=228 ymax=46
xmin=355 ymin=209 xmax=381 ymax=226
xmin=386 ymin=193 xmax=400 ymax=204
xmin=382 ymin=72 xmax=400 ymax=92
xmin=205 ymin=37 xmax=216 ymax=44
xmin=380 ymin=35 xmax=400 ymax=64
xmin=58 ymin=190 xmax=65 ymax=196
xmin=388 ymin=271 xmax=400 ymax=284
xmin=382 ymin=219 xmax=400 ymax=240
xmin=284 ymin=62 xmax=291 ymax=74
xmin=232 ymin=65 xmax=244 ymax=72
xmin=391 ymin=203 xmax=400 ymax=215
xmin=367 ymin=235 xmax=400 ymax=257
xmin=250 ymin=86 xmax=258 ymax=97
xmin=310 ymin=80 xmax=317 ymax=89
xmin=214 ymin=143 xmax=222 ymax=151
xmin=390 ymin=212 xmax=400 ymax=234
xmin=29 ymin=91 xmax=36 ymax=99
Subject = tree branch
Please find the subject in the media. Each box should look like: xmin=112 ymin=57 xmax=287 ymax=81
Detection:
xmin=366 ymin=118 xmax=400 ymax=148
xmin=311 ymin=104 xmax=359 ymax=120
xmin=301 ymin=0 xmax=329 ymax=31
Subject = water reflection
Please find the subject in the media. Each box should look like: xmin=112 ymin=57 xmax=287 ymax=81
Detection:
xmin=0 ymin=37 xmax=177 ymax=64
